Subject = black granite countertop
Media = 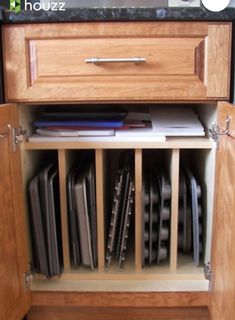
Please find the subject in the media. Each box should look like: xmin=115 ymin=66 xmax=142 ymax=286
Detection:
xmin=0 ymin=6 xmax=235 ymax=24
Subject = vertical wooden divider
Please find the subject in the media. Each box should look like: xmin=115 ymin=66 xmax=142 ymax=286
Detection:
xmin=170 ymin=149 xmax=180 ymax=273
xmin=95 ymin=149 xmax=105 ymax=271
xmin=58 ymin=149 xmax=71 ymax=272
xmin=135 ymin=149 xmax=142 ymax=272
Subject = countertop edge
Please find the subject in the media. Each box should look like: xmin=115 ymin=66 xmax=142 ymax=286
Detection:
xmin=0 ymin=7 xmax=235 ymax=24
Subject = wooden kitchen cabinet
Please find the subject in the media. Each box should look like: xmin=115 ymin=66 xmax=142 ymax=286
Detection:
xmin=3 ymin=22 xmax=231 ymax=102
xmin=0 ymin=22 xmax=235 ymax=320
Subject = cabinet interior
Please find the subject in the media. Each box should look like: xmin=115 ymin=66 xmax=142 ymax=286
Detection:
xmin=18 ymin=103 xmax=217 ymax=292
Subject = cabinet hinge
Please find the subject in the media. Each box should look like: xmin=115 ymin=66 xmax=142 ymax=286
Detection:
xmin=13 ymin=127 xmax=27 ymax=151
xmin=24 ymin=270 xmax=34 ymax=290
xmin=204 ymin=262 xmax=213 ymax=291
xmin=209 ymin=115 xmax=235 ymax=148
xmin=208 ymin=126 xmax=220 ymax=147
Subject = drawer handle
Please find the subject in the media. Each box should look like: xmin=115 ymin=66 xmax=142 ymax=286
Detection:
xmin=85 ymin=57 xmax=146 ymax=65
xmin=0 ymin=124 xmax=11 ymax=139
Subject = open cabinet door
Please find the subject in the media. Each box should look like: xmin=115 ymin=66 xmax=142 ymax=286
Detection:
xmin=210 ymin=102 xmax=235 ymax=320
xmin=0 ymin=104 xmax=31 ymax=320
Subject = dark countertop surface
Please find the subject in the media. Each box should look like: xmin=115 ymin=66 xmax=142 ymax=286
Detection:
xmin=0 ymin=7 xmax=235 ymax=24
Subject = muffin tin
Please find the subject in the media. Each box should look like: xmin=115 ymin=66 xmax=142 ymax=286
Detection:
xmin=142 ymin=167 xmax=171 ymax=267
xmin=142 ymin=161 xmax=203 ymax=268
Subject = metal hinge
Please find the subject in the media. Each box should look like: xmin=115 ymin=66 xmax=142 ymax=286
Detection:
xmin=13 ymin=127 xmax=27 ymax=151
xmin=208 ymin=126 xmax=220 ymax=147
xmin=204 ymin=262 xmax=212 ymax=281
xmin=24 ymin=270 xmax=34 ymax=290
xmin=209 ymin=115 xmax=234 ymax=148
xmin=204 ymin=262 xmax=213 ymax=290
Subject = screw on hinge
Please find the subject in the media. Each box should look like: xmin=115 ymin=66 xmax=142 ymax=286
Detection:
xmin=24 ymin=270 xmax=34 ymax=290
xmin=204 ymin=262 xmax=214 ymax=291
xmin=13 ymin=127 xmax=27 ymax=151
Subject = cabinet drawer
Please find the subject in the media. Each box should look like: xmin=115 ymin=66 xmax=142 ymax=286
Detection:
xmin=3 ymin=22 xmax=231 ymax=102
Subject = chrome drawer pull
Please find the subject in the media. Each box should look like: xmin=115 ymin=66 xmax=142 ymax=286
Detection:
xmin=85 ymin=57 xmax=146 ymax=65
xmin=0 ymin=124 xmax=11 ymax=139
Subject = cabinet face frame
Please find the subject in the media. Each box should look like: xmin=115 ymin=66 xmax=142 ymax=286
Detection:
xmin=2 ymin=22 xmax=232 ymax=103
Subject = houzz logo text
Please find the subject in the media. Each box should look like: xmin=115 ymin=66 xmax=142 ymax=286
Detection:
xmin=10 ymin=0 xmax=66 ymax=12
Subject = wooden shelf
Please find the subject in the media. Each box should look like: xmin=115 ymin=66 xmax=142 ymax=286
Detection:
xmin=32 ymin=268 xmax=205 ymax=281
xmin=24 ymin=136 xmax=214 ymax=150
xmin=30 ymin=260 xmax=208 ymax=292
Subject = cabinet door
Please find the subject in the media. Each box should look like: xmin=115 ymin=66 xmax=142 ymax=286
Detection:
xmin=0 ymin=104 xmax=31 ymax=320
xmin=210 ymin=102 xmax=235 ymax=320
xmin=3 ymin=22 xmax=231 ymax=102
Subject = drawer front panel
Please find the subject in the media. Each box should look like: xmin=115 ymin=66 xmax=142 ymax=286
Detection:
xmin=30 ymin=38 xmax=202 ymax=79
xmin=3 ymin=22 xmax=231 ymax=102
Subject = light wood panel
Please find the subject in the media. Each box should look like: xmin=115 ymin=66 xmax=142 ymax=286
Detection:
xmin=27 ymin=306 xmax=211 ymax=320
xmin=24 ymin=137 xmax=214 ymax=150
xmin=31 ymin=291 xmax=209 ymax=307
xmin=95 ymin=149 xmax=105 ymax=271
xmin=3 ymin=22 xmax=231 ymax=102
xmin=31 ymin=268 xmax=205 ymax=281
xmin=210 ymin=102 xmax=235 ymax=320
xmin=135 ymin=149 xmax=142 ymax=271
xmin=58 ymin=149 xmax=70 ymax=271
xmin=0 ymin=104 xmax=31 ymax=320
xmin=170 ymin=149 xmax=180 ymax=272
xmin=31 ymin=279 xmax=208 ymax=293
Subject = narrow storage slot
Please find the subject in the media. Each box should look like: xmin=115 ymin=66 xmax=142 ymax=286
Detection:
xmin=177 ymin=149 xmax=215 ymax=272
xmin=141 ymin=150 xmax=173 ymax=272
xmin=65 ymin=150 xmax=98 ymax=272
xmin=104 ymin=150 xmax=135 ymax=272
xmin=24 ymin=150 xmax=63 ymax=278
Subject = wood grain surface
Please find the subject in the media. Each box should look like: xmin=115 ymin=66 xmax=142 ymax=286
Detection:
xmin=31 ymin=291 xmax=209 ymax=308
xmin=210 ymin=102 xmax=235 ymax=320
xmin=0 ymin=104 xmax=31 ymax=320
xmin=3 ymin=22 xmax=231 ymax=102
xmin=27 ymin=306 xmax=211 ymax=320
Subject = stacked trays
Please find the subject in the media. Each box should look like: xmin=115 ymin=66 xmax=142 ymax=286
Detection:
xmin=67 ymin=153 xmax=97 ymax=269
xmin=178 ymin=167 xmax=203 ymax=267
xmin=142 ymin=167 xmax=171 ymax=267
xmin=28 ymin=163 xmax=63 ymax=278
xmin=105 ymin=152 xmax=135 ymax=271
